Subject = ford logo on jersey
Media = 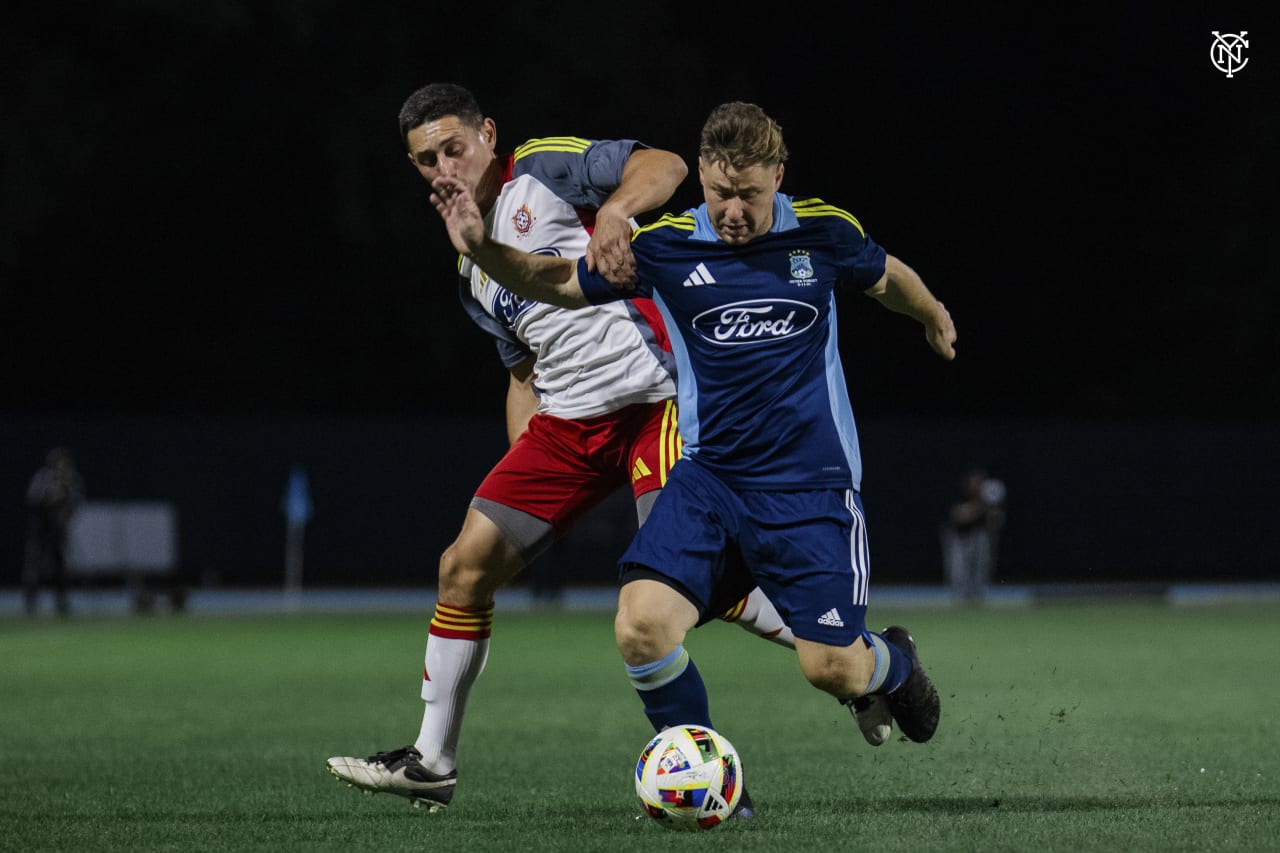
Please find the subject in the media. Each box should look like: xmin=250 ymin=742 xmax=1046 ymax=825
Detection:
xmin=693 ymin=299 xmax=818 ymax=346
xmin=493 ymin=287 xmax=530 ymax=324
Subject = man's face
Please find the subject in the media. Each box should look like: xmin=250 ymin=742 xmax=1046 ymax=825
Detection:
xmin=405 ymin=115 xmax=497 ymax=196
xmin=698 ymin=158 xmax=784 ymax=245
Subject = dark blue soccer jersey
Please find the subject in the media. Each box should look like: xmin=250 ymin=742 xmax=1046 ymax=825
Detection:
xmin=577 ymin=193 xmax=886 ymax=490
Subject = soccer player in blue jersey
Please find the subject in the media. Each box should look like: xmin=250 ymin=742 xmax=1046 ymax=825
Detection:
xmin=430 ymin=100 xmax=955 ymax=749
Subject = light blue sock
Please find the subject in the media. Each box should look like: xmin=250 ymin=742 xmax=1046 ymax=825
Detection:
xmin=865 ymin=632 xmax=912 ymax=694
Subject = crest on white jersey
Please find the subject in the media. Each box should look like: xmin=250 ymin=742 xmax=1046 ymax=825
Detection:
xmin=511 ymin=204 xmax=536 ymax=237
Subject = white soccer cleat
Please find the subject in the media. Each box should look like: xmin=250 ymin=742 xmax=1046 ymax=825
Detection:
xmin=846 ymin=694 xmax=893 ymax=746
xmin=326 ymin=745 xmax=456 ymax=811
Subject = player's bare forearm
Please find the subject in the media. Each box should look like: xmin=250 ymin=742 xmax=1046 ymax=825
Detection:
xmin=866 ymin=254 xmax=957 ymax=360
xmin=431 ymin=175 xmax=589 ymax=308
xmin=588 ymin=149 xmax=688 ymax=287
xmin=472 ymin=239 xmax=587 ymax=308
xmin=599 ymin=149 xmax=688 ymax=221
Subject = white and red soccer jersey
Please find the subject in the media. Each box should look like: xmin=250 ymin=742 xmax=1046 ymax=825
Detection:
xmin=457 ymin=137 xmax=676 ymax=419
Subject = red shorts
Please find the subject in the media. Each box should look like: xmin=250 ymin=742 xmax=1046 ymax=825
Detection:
xmin=473 ymin=400 xmax=681 ymax=534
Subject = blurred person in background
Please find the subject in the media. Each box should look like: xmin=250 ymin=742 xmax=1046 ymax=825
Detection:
xmin=940 ymin=464 xmax=1006 ymax=604
xmin=22 ymin=447 xmax=84 ymax=617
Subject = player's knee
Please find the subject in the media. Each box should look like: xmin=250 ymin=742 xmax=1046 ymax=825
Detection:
xmin=437 ymin=540 xmax=509 ymax=605
xmin=615 ymin=578 xmax=698 ymax=664
xmin=614 ymin=608 xmax=673 ymax=665
xmin=797 ymin=642 xmax=873 ymax=699
xmin=802 ymin=666 xmax=853 ymax=697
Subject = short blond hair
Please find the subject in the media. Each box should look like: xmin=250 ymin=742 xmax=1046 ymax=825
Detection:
xmin=698 ymin=102 xmax=789 ymax=171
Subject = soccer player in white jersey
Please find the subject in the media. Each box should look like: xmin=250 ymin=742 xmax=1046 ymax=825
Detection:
xmin=326 ymin=85 xmax=846 ymax=814
xmin=429 ymin=101 xmax=955 ymax=759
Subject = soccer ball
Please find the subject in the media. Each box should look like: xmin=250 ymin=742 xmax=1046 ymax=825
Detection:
xmin=634 ymin=724 xmax=743 ymax=830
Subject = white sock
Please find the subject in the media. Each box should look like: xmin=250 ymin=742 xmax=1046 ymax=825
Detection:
xmin=719 ymin=587 xmax=795 ymax=649
xmin=414 ymin=602 xmax=493 ymax=773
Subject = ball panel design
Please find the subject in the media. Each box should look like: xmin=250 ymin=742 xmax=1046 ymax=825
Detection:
xmin=634 ymin=725 xmax=743 ymax=831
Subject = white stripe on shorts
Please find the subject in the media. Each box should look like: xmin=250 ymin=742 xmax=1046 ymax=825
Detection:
xmin=846 ymin=490 xmax=869 ymax=605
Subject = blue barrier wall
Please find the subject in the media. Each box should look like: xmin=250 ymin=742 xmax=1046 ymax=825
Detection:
xmin=4 ymin=415 xmax=1277 ymax=588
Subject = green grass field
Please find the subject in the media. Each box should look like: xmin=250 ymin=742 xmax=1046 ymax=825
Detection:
xmin=2 ymin=602 xmax=1278 ymax=852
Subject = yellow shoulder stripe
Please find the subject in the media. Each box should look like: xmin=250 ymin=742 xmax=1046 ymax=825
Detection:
xmin=634 ymin=213 xmax=695 ymax=238
xmin=793 ymin=197 xmax=865 ymax=235
xmin=514 ymin=136 xmax=593 ymax=160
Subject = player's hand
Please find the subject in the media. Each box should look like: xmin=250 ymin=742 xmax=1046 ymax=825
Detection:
xmin=585 ymin=207 xmax=638 ymax=288
xmin=429 ymin=175 xmax=487 ymax=257
xmin=925 ymin=301 xmax=957 ymax=360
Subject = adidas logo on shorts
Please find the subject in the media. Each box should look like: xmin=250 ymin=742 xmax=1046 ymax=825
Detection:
xmin=817 ymin=608 xmax=845 ymax=627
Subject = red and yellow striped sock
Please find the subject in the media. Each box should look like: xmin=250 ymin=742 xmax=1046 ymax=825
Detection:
xmin=416 ymin=602 xmax=494 ymax=772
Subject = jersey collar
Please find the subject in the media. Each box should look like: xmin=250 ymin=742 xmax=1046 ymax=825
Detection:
xmin=690 ymin=193 xmax=798 ymax=243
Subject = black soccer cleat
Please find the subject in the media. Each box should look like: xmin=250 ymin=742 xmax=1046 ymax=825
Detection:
xmin=733 ymin=786 xmax=755 ymax=819
xmin=881 ymin=626 xmax=941 ymax=743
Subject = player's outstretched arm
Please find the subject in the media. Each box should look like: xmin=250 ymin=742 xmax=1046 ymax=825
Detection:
xmin=430 ymin=175 xmax=589 ymax=308
xmin=864 ymin=254 xmax=957 ymax=360
xmin=588 ymin=148 xmax=688 ymax=287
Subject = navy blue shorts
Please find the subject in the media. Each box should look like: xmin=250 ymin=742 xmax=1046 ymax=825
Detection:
xmin=619 ymin=460 xmax=870 ymax=645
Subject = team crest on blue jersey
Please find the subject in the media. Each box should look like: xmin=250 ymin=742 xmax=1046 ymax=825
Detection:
xmin=511 ymin=204 xmax=536 ymax=238
xmin=789 ymin=250 xmax=815 ymax=285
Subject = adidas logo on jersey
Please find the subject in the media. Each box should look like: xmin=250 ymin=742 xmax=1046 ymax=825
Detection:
xmin=817 ymin=608 xmax=845 ymax=627
xmin=682 ymin=262 xmax=716 ymax=287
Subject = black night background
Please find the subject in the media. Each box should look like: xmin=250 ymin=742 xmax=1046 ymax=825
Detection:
xmin=2 ymin=3 xmax=1275 ymax=589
